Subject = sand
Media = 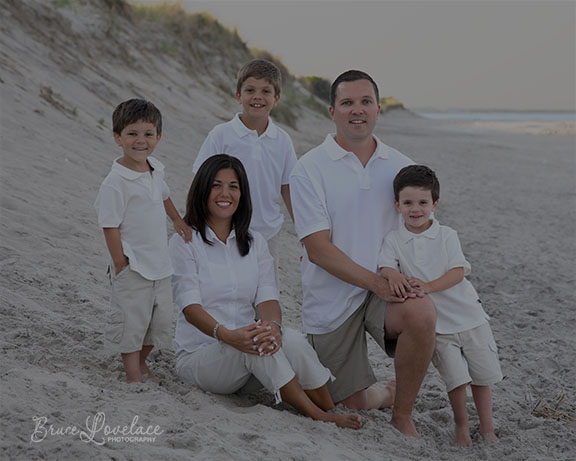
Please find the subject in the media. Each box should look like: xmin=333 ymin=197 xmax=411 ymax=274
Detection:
xmin=1 ymin=1 xmax=575 ymax=460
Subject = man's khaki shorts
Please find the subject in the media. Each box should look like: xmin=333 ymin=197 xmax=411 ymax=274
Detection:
xmin=107 ymin=265 xmax=173 ymax=354
xmin=307 ymin=291 xmax=396 ymax=403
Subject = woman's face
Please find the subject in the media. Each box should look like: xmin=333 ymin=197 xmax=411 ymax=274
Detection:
xmin=207 ymin=168 xmax=241 ymax=226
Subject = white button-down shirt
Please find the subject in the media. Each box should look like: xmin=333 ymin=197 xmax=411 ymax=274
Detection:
xmin=94 ymin=156 xmax=172 ymax=280
xmin=290 ymin=134 xmax=413 ymax=334
xmin=169 ymin=228 xmax=278 ymax=354
xmin=378 ymin=218 xmax=489 ymax=334
xmin=193 ymin=114 xmax=298 ymax=240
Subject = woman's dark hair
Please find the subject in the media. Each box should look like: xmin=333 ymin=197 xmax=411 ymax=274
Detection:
xmin=184 ymin=154 xmax=253 ymax=256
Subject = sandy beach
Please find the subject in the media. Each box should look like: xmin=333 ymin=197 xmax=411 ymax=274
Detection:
xmin=1 ymin=1 xmax=575 ymax=460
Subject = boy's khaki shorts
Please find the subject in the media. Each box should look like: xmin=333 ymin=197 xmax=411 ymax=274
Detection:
xmin=107 ymin=265 xmax=173 ymax=354
xmin=307 ymin=291 xmax=396 ymax=403
xmin=432 ymin=322 xmax=503 ymax=392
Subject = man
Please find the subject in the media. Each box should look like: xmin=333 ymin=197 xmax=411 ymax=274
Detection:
xmin=290 ymin=70 xmax=436 ymax=437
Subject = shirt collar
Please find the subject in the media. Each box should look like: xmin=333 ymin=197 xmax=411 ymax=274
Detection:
xmin=399 ymin=218 xmax=440 ymax=243
xmin=206 ymin=225 xmax=237 ymax=245
xmin=323 ymin=134 xmax=390 ymax=161
xmin=111 ymin=156 xmax=163 ymax=180
xmin=231 ymin=113 xmax=278 ymax=139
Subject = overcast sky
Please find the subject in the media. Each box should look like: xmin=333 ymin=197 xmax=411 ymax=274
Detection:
xmin=131 ymin=0 xmax=575 ymax=111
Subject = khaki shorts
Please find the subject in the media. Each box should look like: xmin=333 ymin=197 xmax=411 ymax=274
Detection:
xmin=432 ymin=322 xmax=503 ymax=392
xmin=307 ymin=291 xmax=395 ymax=403
xmin=176 ymin=328 xmax=332 ymax=403
xmin=107 ymin=265 xmax=173 ymax=354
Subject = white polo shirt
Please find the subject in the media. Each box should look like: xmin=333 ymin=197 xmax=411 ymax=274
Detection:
xmin=378 ymin=218 xmax=489 ymax=334
xmin=169 ymin=228 xmax=278 ymax=354
xmin=193 ymin=114 xmax=298 ymax=240
xmin=290 ymin=134 xmax=413 ymax=334
xmin=94 ymin=156 xmax=173 ymax=281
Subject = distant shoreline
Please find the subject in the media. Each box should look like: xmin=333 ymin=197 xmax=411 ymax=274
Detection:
xmin=415 ymin=111 xmax=576 ymax=122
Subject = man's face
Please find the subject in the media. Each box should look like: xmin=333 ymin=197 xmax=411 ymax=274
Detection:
xmin=329 ymin=79 xmax=380 ymax=145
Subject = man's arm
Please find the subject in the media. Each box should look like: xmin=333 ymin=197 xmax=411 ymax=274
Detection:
xmin=302 ymin=230 xmax=408 ymax=302
xmin=280 ymin=184 xmax=294 ymax=222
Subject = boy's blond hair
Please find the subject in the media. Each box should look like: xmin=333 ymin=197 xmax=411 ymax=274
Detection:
xmin=236 ymin=59 xmax=282 ymax=96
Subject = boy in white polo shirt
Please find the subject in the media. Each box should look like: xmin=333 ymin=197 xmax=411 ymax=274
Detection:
xmin=193 ymin=59 xmax=297 ymax=278
xmin=95 ymin=99 xmax=192 ymax=384
xmin=378 ymin=165 xmax=502 ymax=446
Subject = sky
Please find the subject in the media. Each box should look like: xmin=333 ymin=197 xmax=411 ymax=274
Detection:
xmin=130 ymin=0 xmax=576 ymax=111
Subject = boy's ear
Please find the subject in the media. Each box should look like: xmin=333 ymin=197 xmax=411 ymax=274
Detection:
xmin=394 ymin=200 xmax=400 ymax=212
xmin=235 ymin=91 xmax=242 ymax=104
xmin=432 ymin=199 xmax=439 ymax=211
xmin=113 ymin=132 xmax=121 ymax=146
xmin=273 ymin=93 xmax=280 ymax=106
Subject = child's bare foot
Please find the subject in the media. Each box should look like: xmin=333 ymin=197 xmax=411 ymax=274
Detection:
xmin=140 ymin=365 xmax=160 ymax=384
xmin=327 ymin=413 xmax=362 ymax=430
xmin=455 ymin=425 xmax=472 ymax=447
xmin=481 ymin=430 xmax=498 ymax=442
xmin=391 ymin=415 xmax=419 ymax=437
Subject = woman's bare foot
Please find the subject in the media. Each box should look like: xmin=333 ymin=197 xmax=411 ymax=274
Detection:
xmin=455 ymin=425 xmax=472 ymax=447
xmin=327 ymin=413 xmax=363 ymax=430
xmin=391 ymin=415 xmax=419 ymax=437
xmin=481 ymin=430 xmax=499 ymax=442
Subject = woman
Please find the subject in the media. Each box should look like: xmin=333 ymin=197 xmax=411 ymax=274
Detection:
xmin=168 ymin=154 xmax=360 ymax=429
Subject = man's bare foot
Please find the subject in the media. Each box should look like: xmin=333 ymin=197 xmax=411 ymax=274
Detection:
xmin=391 ymin=415 xmax=419 ymax=437
xmin=481 ymin=431 xmax=498 ymax=442
xmin=377 ymin=380 xmax=396 ymax=409
xmin=327 ymin=413 xmax=363 ymax=430
xmin=455 ymin=425 xmax=472 ymax=447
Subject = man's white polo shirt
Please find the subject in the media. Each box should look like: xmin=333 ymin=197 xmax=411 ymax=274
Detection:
xmin=94 ymin=156 xmax=173 ymax=281
xmin=193 ymin=113 xmax=297 ymax=240
xmin=290 ymin=134 xmax=413 ymax=334
xmin=378 ymin=218 xmax=489 ymax=334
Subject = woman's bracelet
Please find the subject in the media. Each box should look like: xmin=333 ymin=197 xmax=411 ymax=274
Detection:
xmin=213 ymin=322 xmax=222 ymax=341
xmin=270 ymin=320 xmax=283 ymax=335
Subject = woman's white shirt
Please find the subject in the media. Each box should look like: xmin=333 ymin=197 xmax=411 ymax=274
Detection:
xmin=169 ymin=227 xmax=278 ymax=354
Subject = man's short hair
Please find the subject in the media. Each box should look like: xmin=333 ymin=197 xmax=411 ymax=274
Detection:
xmin=236 ymin=59 xmax=282 ymax=96
xmin=393 ymin=165 xmax=440 ymax=202
xmin=112 ymin=99 xmax=162 ymax=135
xmin=330 ymin=70 xmax=379 ymax=107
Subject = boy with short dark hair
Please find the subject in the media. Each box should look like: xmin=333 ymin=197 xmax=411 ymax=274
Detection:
xmin=378 ymin=165 xmax=502 ymax=446
xmin=193 ymin=59 xmax=297 ymax=279
xmin=95 ymin=98 xmax=191 ymax=383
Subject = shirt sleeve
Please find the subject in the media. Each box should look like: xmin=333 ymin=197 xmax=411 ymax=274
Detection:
xmin=94 ymin=183 xmax=125 ymax=228
xmin=377 ymin=234 xmax=399 ymax=270
xmin=168 ymin=234 xmax=203 ymax=311
xmin=445 ymin=228 xmax=472 ymax=276
xmin=281 ymin=136 xmax=298 ymax=185
xmin=254 ymin=234 xmax=279 ymax=305
xmin=161 ymin=179 xmax=170 ymax=201
xmin=193 ymin=129 xmax=219 ymax=174
xmin=289 ymin=168 xmax=331 ymax=241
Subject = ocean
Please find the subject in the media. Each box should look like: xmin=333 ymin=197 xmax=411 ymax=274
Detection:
xmin=415 ymin=111 xmax=576 ymax=122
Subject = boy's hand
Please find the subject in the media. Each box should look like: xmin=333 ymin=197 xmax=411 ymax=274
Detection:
xmin=114 ymin=257 xmax=129 ymax=275
xmin=408 ymin=277 xmax=430 ymax=294
xmin=174 ymin=218 xmax=193 ymax=243
xmin=386 ymin=271 xmax=413 ymax=299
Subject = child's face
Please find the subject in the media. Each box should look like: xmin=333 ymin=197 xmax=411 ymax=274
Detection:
xmin=236 ymin=77 xmax=279 ymax=123
xmin=113 ymin=121 xmax=161 ymax=169
xmin=395 ymin=186 xmax=438 ymax=234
